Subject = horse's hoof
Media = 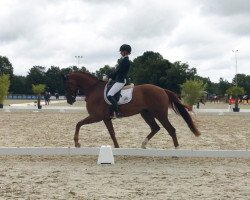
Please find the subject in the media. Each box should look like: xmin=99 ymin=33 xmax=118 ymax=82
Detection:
xmin=141 ymin=138 xmax=148 ymax=149
xmin=75 ymin=143 xmax=81 ymax=148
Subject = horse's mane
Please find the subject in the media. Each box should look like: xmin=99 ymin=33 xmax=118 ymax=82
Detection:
xmin=72 ymin=71 xmax=104 ymax=83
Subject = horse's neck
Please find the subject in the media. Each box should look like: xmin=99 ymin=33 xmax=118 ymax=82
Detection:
xmin=75 ymin=74 xmax=103 ymax=95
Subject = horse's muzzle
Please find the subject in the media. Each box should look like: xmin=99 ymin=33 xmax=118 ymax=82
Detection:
xmin=66 ymin=94 xmax=76 ymax=105
xmin=67 ymin=100 xmax=72 ymax=105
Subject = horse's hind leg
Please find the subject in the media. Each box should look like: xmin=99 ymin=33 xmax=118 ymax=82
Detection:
xmin=140 ymin=111 xmax=160 ymax=149
xmin=103 ymin=119 xmax=119 ymax=148
xmin=156 ymin=114 xmax=179 ymax=148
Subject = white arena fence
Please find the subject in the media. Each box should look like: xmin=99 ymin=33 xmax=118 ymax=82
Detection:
xmin=0 ymin=146 xmax=249 ymax=164
xmin=7 ymin=95 xmax=85 ymax=101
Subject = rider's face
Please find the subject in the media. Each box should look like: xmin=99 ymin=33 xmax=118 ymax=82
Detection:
xmin=120 ymin=51 xmax=128 ymax=57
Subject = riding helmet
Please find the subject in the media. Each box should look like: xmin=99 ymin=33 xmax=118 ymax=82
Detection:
xmin=119 ymin=44 xmax=132 ymax=54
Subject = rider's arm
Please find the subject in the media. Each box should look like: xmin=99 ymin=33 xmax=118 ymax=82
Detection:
xmin=107 ymin=70 xmax=117 ymax=80
xmin=107 ymin=57 xmax=130 ymax=81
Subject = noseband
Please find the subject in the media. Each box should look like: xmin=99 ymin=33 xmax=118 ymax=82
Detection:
xmin=68 ymin=91 xmax=77 ymax=102
xmin=66 ymin=84 xmax=77 ymax=103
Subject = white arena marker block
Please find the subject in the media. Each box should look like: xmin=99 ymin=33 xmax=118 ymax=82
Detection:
xmin=97 ymin=145 xmax=114 ymax=165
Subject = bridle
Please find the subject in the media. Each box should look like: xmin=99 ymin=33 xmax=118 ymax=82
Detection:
xmin=65 ymin=79 xmax=78 ymax=103
xmin=68 ymin=91 xmax=77 ymax=101
xmin=63 ymin=73 xmax=99 ymax=103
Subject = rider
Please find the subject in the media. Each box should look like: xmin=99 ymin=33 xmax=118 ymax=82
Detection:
xmin=106 ymin=44 xmax=131 ymax=118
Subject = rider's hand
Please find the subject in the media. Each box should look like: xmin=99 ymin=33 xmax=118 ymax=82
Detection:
xmin=103 ymin=75 xmax=108 ymax=81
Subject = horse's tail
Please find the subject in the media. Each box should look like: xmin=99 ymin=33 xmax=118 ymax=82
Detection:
xmin=164 ymin=89 xmax=201 ymax=137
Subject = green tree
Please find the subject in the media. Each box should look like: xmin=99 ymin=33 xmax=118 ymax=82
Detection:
xmin=26 ymin=66 xmax=46 ymax=93
xmin=232 ymin=74 xmax=250 ymax=94
xmin=164 ymin=61 xmax=196 ymax=93
xmin=195 ymin=76 xmax=212 ymax=93
xmin=195 ymin=76 xmax=231 ymax=98
xmin=32 ymin=84 xmax=46 ymax=109
xmin=79 ymin=66 xmax=89 ymax=73
xmin=45 ymin=66 xmax=63 ymax=94
xmin=181 ymin=79 xmax=206 ymax=106
xmin=226 ymin=86 xmax=245 ymax=97
xmin=60 ymin=67 xmax=74 ymax=76
xmin=0 ymin=74 xmax=11 ymax=107
xmin=0 ymin=56 xmax=13 ymax=76
xmin=95 ymin=65 xmax=115 ymax=79
xmin=226 ymin=86 xmax=245 ymax=112
xmin=10 ymin=75 xmax=27 ymax=94
xmin=232 ymin=74 xmax=245 ymax=87
xmin=245 ymin=75 xmax=250 ymax=94
xmin=131 ymin=51 xmax=171 ymax=85
xmin=227 ymin=85 xmax=245 ymax=112
xmin=61 ymin=66 xmax=89 ymax=76
xmin=32 ymin=84 xmax=46 ymax=94
xmin=130 ymin=51 xmax=197 ymax=93
xmin=218 ymin=78 xmax=231 ymax=96
xmin=0 ymin=56 xmax=15 ymax=94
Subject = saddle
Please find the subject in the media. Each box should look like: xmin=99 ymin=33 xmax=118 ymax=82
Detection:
xmin=104 ymin=80 xmax=134 ymax=105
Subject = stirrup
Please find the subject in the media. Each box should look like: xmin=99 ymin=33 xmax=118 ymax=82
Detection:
xmin=109 ymin=113 xmax=116 ymax=119
xmin=109 ymin=112 xmax=123 ymax=119
xmin=109 ymin=110 xmax=116 ymax=119
xmin=115 ymin=112 xmax=123 ymax=118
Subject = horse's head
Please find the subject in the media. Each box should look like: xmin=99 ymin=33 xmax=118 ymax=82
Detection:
xmin=63 ymin=72 xmax=102 ymax=104
xmin=62 ymin=74 xmax=78 ymax=105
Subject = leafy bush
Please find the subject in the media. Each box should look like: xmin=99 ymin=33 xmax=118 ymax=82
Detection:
xmin=32 ymin=84 xmax=46 ymax=94
xmin=0 ymin=74 xmax=10 ymax=104
xmin=181 ymin=79 xmax=206 ymax=106
xmin=226 ymin=86 xmax=245 ymax=97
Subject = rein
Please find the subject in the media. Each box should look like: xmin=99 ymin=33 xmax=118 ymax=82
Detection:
xmin=67 ymin=72 xmax=105 ymax=101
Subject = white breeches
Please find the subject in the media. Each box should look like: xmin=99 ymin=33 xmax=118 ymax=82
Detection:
xmin=107 ymin=81 xmax=126 ymax=96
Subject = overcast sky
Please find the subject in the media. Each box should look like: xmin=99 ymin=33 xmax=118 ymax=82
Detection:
xmin=0 ymin=0 xmax=250 ymax=82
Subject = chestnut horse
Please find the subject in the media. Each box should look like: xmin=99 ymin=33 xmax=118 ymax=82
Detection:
xmin=63 ymin=72 xmax=200 ymax=148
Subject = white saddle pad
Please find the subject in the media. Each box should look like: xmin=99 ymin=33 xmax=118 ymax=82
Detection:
xmin=104 ymin=85 xmax=134 ymax=105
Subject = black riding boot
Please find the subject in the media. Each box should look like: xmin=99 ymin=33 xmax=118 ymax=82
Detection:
xmin=107 ymin=96 xmax=123 ymax=118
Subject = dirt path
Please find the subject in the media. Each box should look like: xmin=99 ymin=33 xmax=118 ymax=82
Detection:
xmin=0 ymin=156 xmax=249 ymax=200
xmin=0 ymin=112 xmax=249 ymax=199
xmin=0 ymin=112 xmax=249 ymax=149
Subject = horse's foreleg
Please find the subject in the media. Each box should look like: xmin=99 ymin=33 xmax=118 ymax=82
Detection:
xmin=103 ymin=119 xmax=119 ymax=148
xmin=74 ymin=115 xmax=101 ymax=148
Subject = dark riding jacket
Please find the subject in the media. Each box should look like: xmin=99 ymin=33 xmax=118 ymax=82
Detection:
xmin=107 ymin=56 xmax=130 ymax=83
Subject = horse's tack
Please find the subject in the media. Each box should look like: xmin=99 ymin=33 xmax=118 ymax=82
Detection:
xmin=123 ymin=83 xmax=135 ymax=90
xmin=104 ymin=82 xmax=134 ymax=105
